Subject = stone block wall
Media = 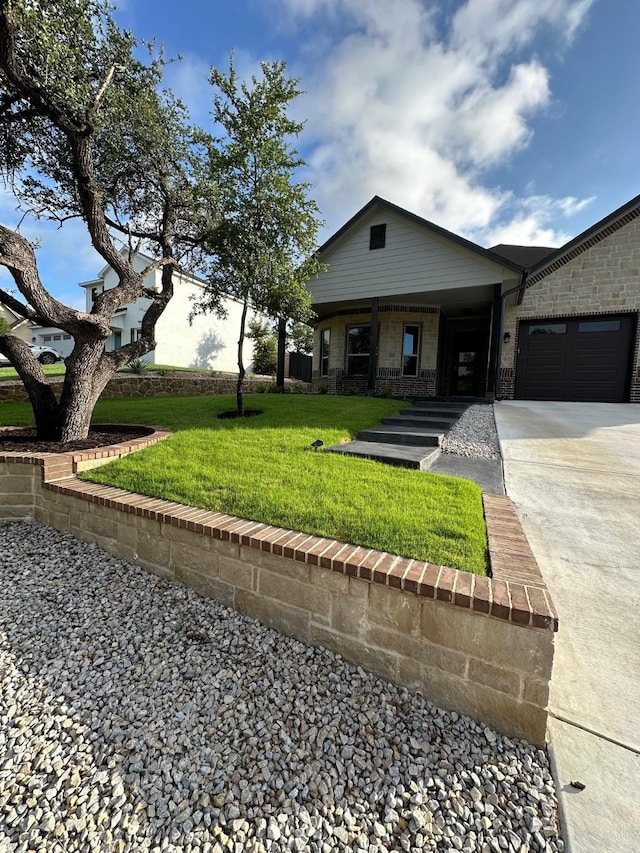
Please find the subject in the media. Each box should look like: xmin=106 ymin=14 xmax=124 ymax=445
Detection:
xmin=0 ymin=441 xmax=557 ymax=746
xmin=0 ymin=373 xmax=297 ymax=405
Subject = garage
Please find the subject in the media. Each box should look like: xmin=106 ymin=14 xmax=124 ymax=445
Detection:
xmin=515 ymin=314 xmax=636 ymax=402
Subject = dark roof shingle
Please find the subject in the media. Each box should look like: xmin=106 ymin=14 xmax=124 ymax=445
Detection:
xmin=488 ymin=244 xmax=556 ymax=268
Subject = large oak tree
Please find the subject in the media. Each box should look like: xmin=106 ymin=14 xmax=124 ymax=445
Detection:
xmin=0 ymin=0 xmax=215 ymax=440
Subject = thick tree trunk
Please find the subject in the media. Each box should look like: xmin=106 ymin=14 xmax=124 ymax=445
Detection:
xmin=0 ymin=334 xmax=62 ymax=439
xmin=236 ymin=297 xmax=249 ymax=416
xmin=56 ymin=338 xmax=115 ymax=441
xmin=23 ymin=381 xmax=61 ymax=440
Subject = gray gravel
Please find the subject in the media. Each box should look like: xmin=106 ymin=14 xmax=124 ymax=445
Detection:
xmin=442 ymin=404 xmax=501 ymax=460
xmin=0 ymin=520 xmax=562 ymax=853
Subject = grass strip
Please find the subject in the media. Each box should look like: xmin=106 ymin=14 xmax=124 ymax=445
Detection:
xmin=1 ymin=394 xmax=487 ymax=573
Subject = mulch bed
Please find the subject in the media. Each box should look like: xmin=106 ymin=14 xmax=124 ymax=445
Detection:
xmin=0 ymin=426 xmax=151 ymax=454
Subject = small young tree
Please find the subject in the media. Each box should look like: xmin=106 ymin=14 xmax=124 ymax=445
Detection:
xmin=289 ymin=321 xmax=314 ymax=355
xmin=247 ymin=319 xmax=277 ymax=375
xmin=0 ymin=0 xmax=215 ymax=440
xmin=0 ymin=316 xmax=10 ymax=334
xmin=192 ymin=59 xmax=325 ymax=415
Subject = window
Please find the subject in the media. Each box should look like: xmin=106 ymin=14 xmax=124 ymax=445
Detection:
xmin=43 ymin=335 xmax=51 ymax=342
xmin=454 ymin=351 xmax=477 ymax=394
xmin=130 ymin=328 xmax=142 ymax=343
xmin=369 ymin=223 xmax=386 ymax=250
xmin=529 ymin=323 xmax=566 ymax=335
xmin=53 ymin=335 xmax=61 ymax=341
xmin=578 ymin=319 xmax=621 ymax=333
xmin=91 ymin=286 xmax=102 ymax=304
xmin=402 ymin=324 xmax=420 ymax=376
xmin=320 ymin=328 xmax=330 ymax=376
xmin=347 ymin=325 xmax=371 ymax=375
xmin=62 ymin=334 xmax=71 ymax=340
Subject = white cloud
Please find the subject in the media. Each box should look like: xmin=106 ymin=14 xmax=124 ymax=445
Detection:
xmin=451 ymin=0 xmax=593 ymax=62
xmin=277 ymin=0 xmax=594 ymax=245
xmin=482 ymin=193 xmax=595 ymax=246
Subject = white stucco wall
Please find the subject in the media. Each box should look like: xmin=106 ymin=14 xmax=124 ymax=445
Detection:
xmin=80 ymin=256 xmax=258 ymax=372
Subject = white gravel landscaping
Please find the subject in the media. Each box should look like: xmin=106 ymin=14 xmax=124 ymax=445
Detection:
xmin=442 ymin=404 xmax=501 ymax=460
xmin=0 ymin=520 xmax=562 ymax=853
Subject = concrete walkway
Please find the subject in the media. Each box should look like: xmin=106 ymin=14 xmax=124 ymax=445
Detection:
xmin=494 ymin=401 xmax=640 ymax=853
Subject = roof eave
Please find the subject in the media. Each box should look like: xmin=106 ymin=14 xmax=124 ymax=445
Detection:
xmin=318 ymin=196 xmax=524 ymax=275
xmin=529 ymin=192 xmax=640 ymax=279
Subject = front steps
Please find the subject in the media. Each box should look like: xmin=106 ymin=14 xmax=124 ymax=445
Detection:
xmin=325 ymin=400 xmax=468 ymax=470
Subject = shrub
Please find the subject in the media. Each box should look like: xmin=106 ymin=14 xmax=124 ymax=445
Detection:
xmin=127 ymin=358 xmax=149 ymax=374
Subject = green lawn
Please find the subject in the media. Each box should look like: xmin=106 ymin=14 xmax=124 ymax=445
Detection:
xmin=0 ymin=363 xmax=66 ymax=380
xmin=0 ymin=395 xmax=488 ymax=573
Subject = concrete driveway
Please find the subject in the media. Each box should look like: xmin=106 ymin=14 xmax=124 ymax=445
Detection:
xmin=494 ymin=401 xmax=640 ymax=853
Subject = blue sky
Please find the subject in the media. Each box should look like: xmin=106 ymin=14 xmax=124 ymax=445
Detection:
xmin=2 ymin=0 xmax=639 ymax=308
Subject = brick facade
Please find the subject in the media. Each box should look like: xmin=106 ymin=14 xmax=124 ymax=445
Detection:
xmin=500 ymin=216 xmax=640 ymax=401
xmin=313 ymin=304 xmax=440 ymax=394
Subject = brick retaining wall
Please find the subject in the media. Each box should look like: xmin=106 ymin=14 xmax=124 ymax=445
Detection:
xmin=0 ymin=436 xmax=557 ymax=745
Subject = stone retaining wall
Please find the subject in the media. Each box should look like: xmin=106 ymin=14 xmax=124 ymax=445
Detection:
xmin=0 ymin=437 xmax=557 ymax=746
xmin=0 ymin=373 xmax=306 ymax=404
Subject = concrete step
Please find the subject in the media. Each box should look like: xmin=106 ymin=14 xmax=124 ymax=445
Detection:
xmin=382 ymin=415 xmax=457 ymax=429
xmin=402 ymin=405 xmax=467 ymax=419
xmin=357 ymin=426 xmax=443 ymax=446
xmin=407 ymin=396 xmax=476 ymax=406
xmin=325 ymin=441 xmax=441 ymax=470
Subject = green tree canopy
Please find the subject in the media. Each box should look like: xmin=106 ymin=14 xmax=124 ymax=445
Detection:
xmin=0 ymin=0 xmax=216 ymax=439
xmin=192 ymin=59 xmax=325 ymax=413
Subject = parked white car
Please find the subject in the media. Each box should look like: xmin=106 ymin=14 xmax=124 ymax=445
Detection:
xmin=0 ymin=344 xmax=63 ymax=366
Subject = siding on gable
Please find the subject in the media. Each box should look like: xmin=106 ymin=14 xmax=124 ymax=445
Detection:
xmin=310 ymin=209 xmax=510 ymax=305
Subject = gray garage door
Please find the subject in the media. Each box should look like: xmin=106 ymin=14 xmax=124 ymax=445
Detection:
xmin=515 ymin=314 xmax=635 ymax=402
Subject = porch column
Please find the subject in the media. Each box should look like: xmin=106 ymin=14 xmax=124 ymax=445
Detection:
xmin=368 ymin=297 xmax=379 ymax=392
xmin=486 ymin=283 xmax=502 ymax=397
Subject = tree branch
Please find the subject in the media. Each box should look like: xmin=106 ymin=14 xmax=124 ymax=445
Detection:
xmin=0 ymin=287 xmax=42 ymax=322
xmin=0 ymin=224 xmax=108 ymax=334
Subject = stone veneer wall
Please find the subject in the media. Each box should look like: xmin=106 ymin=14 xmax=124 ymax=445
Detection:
xmin=0 ymin=374 xmax=302 ymax=405
xmin=501 ymin=215 xmax=640 ymax=401
xmin=313 ymin=305 xmax=440 ymax=395
xmin=0 ymin=437 xmax=557 ymax=746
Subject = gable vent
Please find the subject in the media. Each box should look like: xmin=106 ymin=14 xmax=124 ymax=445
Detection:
xmin=369 ymin=223 xmax=387 ymax=250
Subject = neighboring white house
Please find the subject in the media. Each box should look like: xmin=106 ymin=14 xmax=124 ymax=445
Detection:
xmin=1 ymin=304 xmax=33 ymax=343
xmin=33 ymin=252 xmax=257 ymax=372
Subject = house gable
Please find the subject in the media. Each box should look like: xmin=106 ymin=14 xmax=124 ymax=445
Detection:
xmin=310 ymin=198 xmax=521 ymax=307
xmin=526 ymin=192 xmax=640 ymax=287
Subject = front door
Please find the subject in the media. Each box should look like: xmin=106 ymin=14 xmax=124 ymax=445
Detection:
xmin=452 ymin=348 xmax=479 ymax=394
xmin=438 ymin=315 xmax=491 ymax=397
